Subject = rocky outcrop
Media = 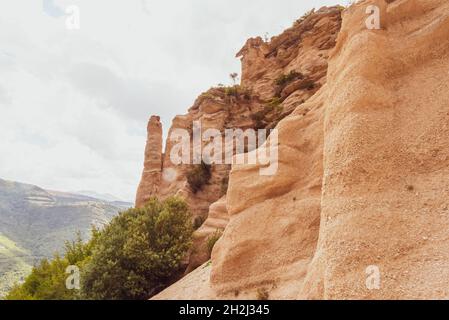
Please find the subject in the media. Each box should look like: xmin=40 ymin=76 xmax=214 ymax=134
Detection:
xmin=136 ymin=6 xmax=343 ymax=273
xmin=136 ymin=88 xmax=262 ymax=217
xmin=153 ymin=0 xmax=449 ymax=300
xmin=136 ymin=116 xmax=163 ymax=207
xmin=237 ymin=6 xmax=342 ymax=102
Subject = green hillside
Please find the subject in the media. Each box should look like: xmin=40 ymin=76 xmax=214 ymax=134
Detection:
xmin=0 ymin=233 xmax=32 ymax=297
xmin=0 ymin=178 xmax=131 ymax=298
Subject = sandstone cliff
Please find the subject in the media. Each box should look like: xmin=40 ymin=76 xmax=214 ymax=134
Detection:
xmin=150 ymin=0 xmax=449 ymax=300
xmin=136 ymin=6 xmax=342 ymax=272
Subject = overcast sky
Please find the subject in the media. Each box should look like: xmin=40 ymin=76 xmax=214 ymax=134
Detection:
xmin=0 ymin=0 xmax=340 ymax=202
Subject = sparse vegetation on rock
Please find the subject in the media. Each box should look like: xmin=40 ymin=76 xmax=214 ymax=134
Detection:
xmin=187 ymin=162 xmax=212 ymax=194
xmin=6 ymin=229 xmax=100 ymax=300
xmin=206 ymin=230 xmax=222 ymax=255
xmin=81 ymin=197 xmax=193 ymax=300
xmin=275 ymin=70 xmax=303 ymax=87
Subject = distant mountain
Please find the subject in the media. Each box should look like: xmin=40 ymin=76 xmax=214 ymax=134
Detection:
xmin=72 ymin=190 xmax=131 ymax=204
xmin=0 ymin=179 xmax=130 ymax=297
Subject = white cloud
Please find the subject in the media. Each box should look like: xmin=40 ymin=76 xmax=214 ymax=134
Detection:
xmin=0 ymin=0 xmax=339 ymax=202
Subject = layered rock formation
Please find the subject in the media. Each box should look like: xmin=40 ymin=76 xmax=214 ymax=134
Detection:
xmin=237 ymin=6 xmax=341 ymax=102
xmin=150 ymin=0 xmax=449 ymax=300
xmin=136 ymin=116 xmax=163 ymax=207
xmin=135 ymin=6 xmax=343 ymax=272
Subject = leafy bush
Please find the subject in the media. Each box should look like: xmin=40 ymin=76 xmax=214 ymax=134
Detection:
xmin=264 ymin=97 xmax=283 ymax=113
xmin=251 ymin=97 xmax=284 ymax=129
xmin=6 ymin=256 xmax=71 ymax=300
xmin=81 ymin=197 xmax=193 ymax=300
xmin=275 ymin=70 xmax=303 ymax=87
xmin=187 ymin=162 xmax=212 ymax=193
xmin=6 ymin=197 xmax=193 ymax=301
xmin=206 ymin=230 xmax=223 ymax=255
xmin=221 ymin=85 xmax=252 ymax=100
xmin=224 ymin=86 xmax=239 ymax=97
xmin=7 ymin=256 xmax=67 ymax=300
xmin=6 ymin=230 xmax=99 ymax=300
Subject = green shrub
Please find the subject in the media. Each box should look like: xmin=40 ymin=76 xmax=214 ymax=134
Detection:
xmin=5 ymin=230 xmax=99 ymax=300
xmin=251 ymin=97 xmax=284 ymax=130
xmin=6 ymin=256 xmax=72 ymax=300
xmin=187 ymin=162 xmax=212 ymax=193
xmin=206 ymin=230 xmax=223 ymax=255
xmin=275 ymin=70 xmax=303 ymax=87
xmin=7 ymin=197 xmax=194 ymax=301
xmin=224 ymin=86 xmax=239 ymax=97
xmin=81 ymin=197 xmax=193 ymax=300
xmin=265 ymin=97 xmax=283 ymax=112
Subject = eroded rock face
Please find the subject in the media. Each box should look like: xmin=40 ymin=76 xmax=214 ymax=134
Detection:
xmin=153 ymin=0 xmax=449 ymax=300
xmin=314 ymin=0 xmax=449 ymax=300
xmin=237 ymin=6 xmax=342 ymax=102
xmin=135 ymin=116 xmax=163 ymax=207
xmin=135 ymin=89 xmax=263 ymax=272
xmin=136 ymin=6 xmax=343 ymax=273
xmin=186 ymin=196 xmax=229 ymax=273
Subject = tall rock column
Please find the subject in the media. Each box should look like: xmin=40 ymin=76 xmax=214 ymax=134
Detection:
xmin=135 ymin=116 xmax=163 ymax=208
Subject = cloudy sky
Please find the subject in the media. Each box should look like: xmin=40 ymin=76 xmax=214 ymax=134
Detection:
xmin=0 ymin=0 xmax=340 ymax=202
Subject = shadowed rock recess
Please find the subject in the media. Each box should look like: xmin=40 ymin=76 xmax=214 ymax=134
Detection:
xmin=137 ymin=0 xmax=449 ymax=300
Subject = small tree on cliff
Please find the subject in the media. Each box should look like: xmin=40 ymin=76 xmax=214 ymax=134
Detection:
xmin=230 ymin=72 xmax=239 ymax=85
